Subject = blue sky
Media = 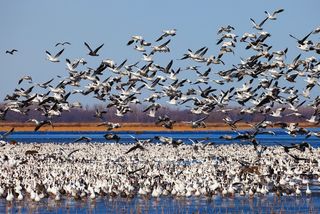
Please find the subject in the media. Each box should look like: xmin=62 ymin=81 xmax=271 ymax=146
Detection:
xmin=0 ymin=0 xmax=319 ymax=105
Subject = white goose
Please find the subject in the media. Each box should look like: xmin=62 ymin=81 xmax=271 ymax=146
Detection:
xmin=46 ymin=49 xmax=64 ymax=62
xmin=6 ymin=189 xmax=14 ymax=202
xmin=306 ymin=184 xmax=312 ymax=196
xmin=264 ymin=9 xmax=284 ymax=20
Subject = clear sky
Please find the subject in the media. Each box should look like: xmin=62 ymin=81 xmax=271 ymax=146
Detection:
xmin=0 ymin=0 xmax=319 ymax=105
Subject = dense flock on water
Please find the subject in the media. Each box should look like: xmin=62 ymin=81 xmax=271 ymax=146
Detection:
xmin=0 ymin=8 xmax=320 ymax=202
xmin=0 ymin=143 xmax=317 ymax=202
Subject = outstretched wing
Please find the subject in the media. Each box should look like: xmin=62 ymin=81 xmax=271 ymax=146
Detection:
xmin=93 ymin=43 xmax=104 ymax=53
xmin=54 ymin=49 xmax=64 ymax=58
xmin=273 ymin=8 xmax=284 ymax=15
xmin=84 ymin=42 xmax=93 ymax=52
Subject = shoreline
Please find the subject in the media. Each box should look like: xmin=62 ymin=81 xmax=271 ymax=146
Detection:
xmin=0 ymin=122 xmax=318 ymax=132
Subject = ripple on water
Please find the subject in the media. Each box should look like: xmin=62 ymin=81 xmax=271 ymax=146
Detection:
xmin=0 ymin=196 xmax=320 ymax=213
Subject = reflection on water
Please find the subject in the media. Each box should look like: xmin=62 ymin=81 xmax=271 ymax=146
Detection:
xmin=1 ymin=195 xmax=319 ymax=213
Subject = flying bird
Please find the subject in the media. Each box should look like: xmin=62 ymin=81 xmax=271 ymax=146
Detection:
xmin=184 ymin=115 xmax=209 ymax=128
xmin=18 ymin=76 xmax=32 ymax=85
xmin=125 ymin=143 xmax=146 ymax=154
xmin=104 ymin=133 xmax=120 ymax=143
xmin=73 ymin=136 xmax=92 ymax=143
xmin=27 ymin=119 xmax=53 ymax=131
xmin=289 ymin=31 xmax=313 ymax=45
xmin=143 ymin=103 xmax=161 ymax=117
xmin=264 ymin=9 xmax=284 ymax=20
xmin=84 ymin=42 xmax=104 ymax=56
xmin=5 ymin=49 xmax=18 ymax=55
xmin=55 ymin=41 xmax=71 ymax=47
xmin=127 ymin=35 xmax=143 ymax=46
xmin=217 ymin=25 xmax=235 ymax=34
xmin=0 ymin=128 xmax=15 ymax=140
xmin=155 ymin=29 xmax=177 ymax=42
xmin=250 ymin=17 xmax=269 ymax=30
xmin=0 ymin=107 xmax=8 ymax=120
xmin=45 ymin=49 xmax=64 ymax=62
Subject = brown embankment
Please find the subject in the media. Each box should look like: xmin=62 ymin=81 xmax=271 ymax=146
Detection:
xmin=0 ymin=122 xmax=318 ymax=132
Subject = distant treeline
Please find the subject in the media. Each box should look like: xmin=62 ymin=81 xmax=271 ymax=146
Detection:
xmin=0 ymin=103 xmax=316 ymax=123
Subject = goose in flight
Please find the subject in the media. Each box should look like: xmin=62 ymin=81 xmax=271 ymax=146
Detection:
xmin=154 ymin=136 xmax=173 ymax=144
xmin=264 ymin=9 xmax=284 ymax=20
xmin=289 ymin=31 xmax=313 ymax=45
xmin=142 ymin=53 xmax=153 ymax=62
xmin=313 ymin=27 xmax=320 ymax=34
xmin=161 ymin=119 xmax=176 ymax=129
xmin=0 ymin=107 xmax=8 ymax=120
xmin=5 ymin=49 xmax=18 ymax=55
xmin=184 ymin=115 xmax=209 ymax=128
xmin=73 ymin=136 xmax=92 ymax=143
xmin=125 ymin=135 xmax=151 ymax=154
xmin=223 ymin=116 xmax=242 ymax=130
xmin=57 ymin=147 xmax=80 ymax=160
xmin=270 ymin=107 xmax=285 ymax=118
xmin=46 ymin=49 xmax=64 ymax=62
xmin=129 ymin=135 xmax=152 ymax=145
xmin=104 ymin=133 xmax=120 ymax=143
xmin=154 ymin=136 xmax=183 ymax=147
xmin=27 ymin=119 xmax=53 ymax=131
xmin=125 ymin=143 xmax=146 ymax=154
xmin=93 ymin=108 xmax=107 ymax=120
xmin=18 ymin=76 xmax=32 ymax=84
xmin=127 ymin=35 xmax=143 ymax=46
xmin=0 ymin=128 xmax=14 ymax=140
xmin=250 ymin=17 xmax=268 ymax=30
xmin=134 ymin=45 xmax=146 ymax=52
xmin=143 ymin=103 xmax=161 ymax=117
xmin=155 ymin=29 xmax=176 ymax=42
xmin=37 ymin=78 xmax=54 ymax=89
xmin=97 ymin=122 xmax=121 ymax=131
xmin=84 ymin=42 xmax=104 ymax=56
xmin=151 ymin=39 xmax=171 ymax=54
xmin=306 ymin=115 xmax=319 ymax=124
xmin=217 ymin=25 xmax=235 ymax=34
xmin=55 ymin=41 xmax=71 ymax=47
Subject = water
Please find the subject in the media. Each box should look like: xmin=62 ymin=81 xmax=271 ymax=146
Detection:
xmin=4 ymin=129 xmax=320 ymax=147
xmin=1 ymin=130 xmax=320 ymax=213
xmin=1 ymin=195 xmax=320 ymax=213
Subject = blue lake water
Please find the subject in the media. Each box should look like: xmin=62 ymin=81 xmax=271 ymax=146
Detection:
xmin=1 ymin=129 xmax=320 ymax=213
xmin=1 ymin=194 xmax=320 ymax=213
xmin=3 ymin=129 xmax=320 ymax=146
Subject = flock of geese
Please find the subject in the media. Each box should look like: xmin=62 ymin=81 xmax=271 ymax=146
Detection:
xmin=0 ymin=8 xmax=320 ymax=202
xmin=0 ymin=142 xmax=318 ymax=202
